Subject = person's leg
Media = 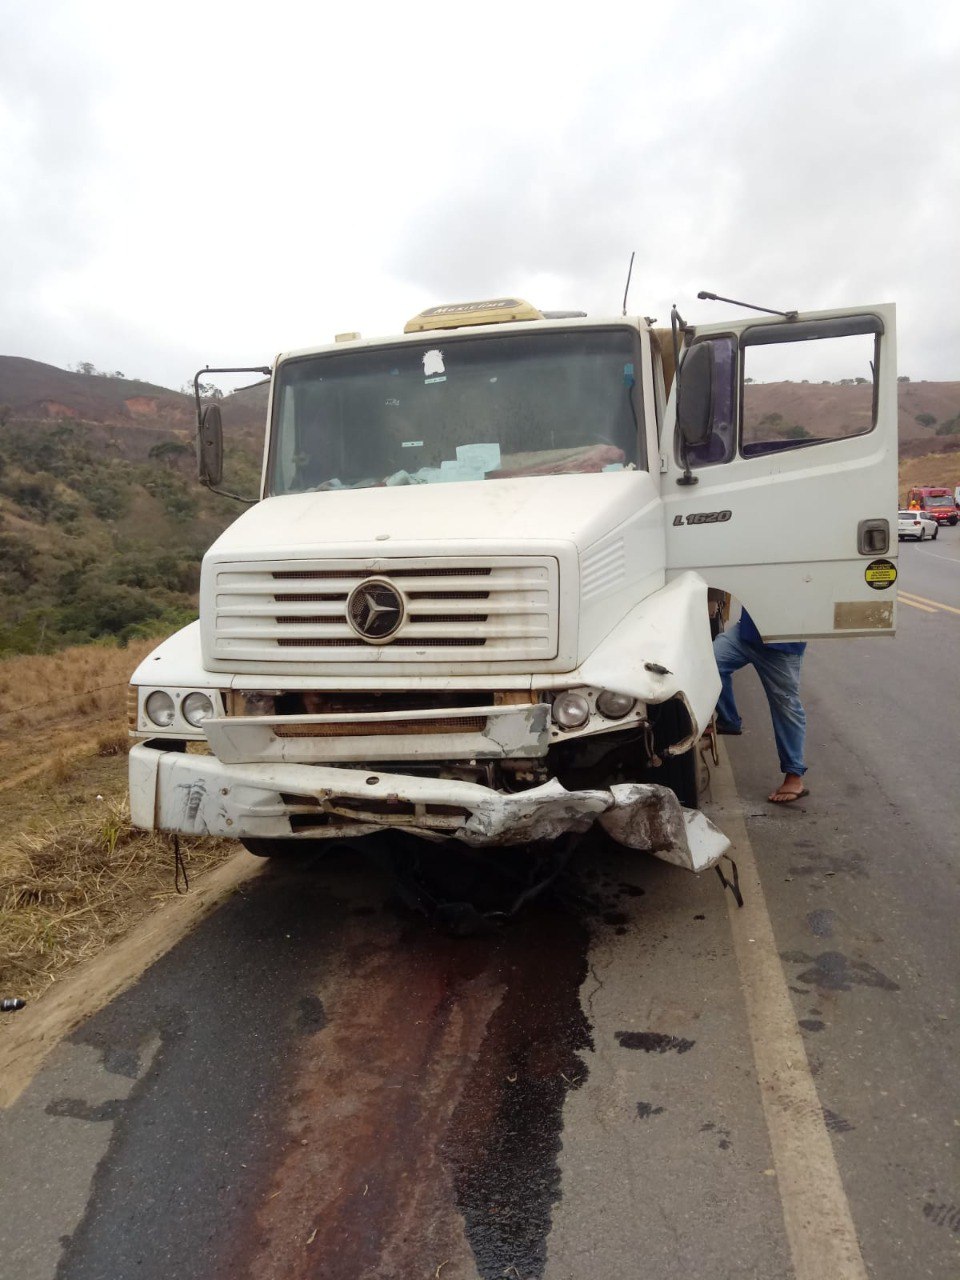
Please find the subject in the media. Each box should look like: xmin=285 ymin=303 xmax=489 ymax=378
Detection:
xmin=752 ymin=648 xmax=807 ymax=795
xmin=711 ymin=622 xmax=750 ymax=732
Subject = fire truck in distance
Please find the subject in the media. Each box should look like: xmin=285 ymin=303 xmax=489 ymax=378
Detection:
xmin=906 ymin=486 xmax=958 ymax=526
xmin=128 ymin=295 xmax=899 ymax=879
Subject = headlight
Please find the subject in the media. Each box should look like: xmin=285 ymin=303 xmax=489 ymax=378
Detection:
xmin=145 ymin=691 xmax=176 ymax=727
xmin=182 ymin=692 xmax=215 ymax=727
xmin=596 ymin=690 xmax=636 ymax=720
xmin=551 ymin=691 xmax=591 ymax=729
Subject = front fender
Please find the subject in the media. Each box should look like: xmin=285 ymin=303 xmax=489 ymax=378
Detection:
xmin=575 ymin=571 xmax=719 ymax=738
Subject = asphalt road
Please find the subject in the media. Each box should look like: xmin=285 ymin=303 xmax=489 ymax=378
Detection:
xmin=0 ymin=532 xmax=957 ymax=1280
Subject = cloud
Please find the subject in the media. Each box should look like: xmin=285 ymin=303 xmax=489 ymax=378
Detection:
xmin=0 ymin=0 xmax=958 ymax=383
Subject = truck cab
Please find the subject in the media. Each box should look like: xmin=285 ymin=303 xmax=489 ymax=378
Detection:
xmin=128 ymin=298 xmax=898 ymax=875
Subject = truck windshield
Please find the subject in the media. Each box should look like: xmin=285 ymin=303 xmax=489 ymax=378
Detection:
xmin=268 ymin=327 xmax=643 ymax=494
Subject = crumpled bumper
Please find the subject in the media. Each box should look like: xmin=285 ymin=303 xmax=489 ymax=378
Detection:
xmin=130 ymin=744 xmax=729 ymax=873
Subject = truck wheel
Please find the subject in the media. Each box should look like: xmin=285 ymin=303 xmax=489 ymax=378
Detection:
xmin=646 ymin=744 xmax=699 ymax=809
xmin=644 ymin=699 xmax=700 ymax=809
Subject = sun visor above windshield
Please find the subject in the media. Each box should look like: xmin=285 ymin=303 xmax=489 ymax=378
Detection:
xmin=404 ymin=298 xmax=544 ymax=333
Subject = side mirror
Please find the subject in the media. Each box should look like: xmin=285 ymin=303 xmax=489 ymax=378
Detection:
xmin=198 ymin=404 xmax=224 ymax=487
xmin=677 ymin=342 xmax=714 ymax=447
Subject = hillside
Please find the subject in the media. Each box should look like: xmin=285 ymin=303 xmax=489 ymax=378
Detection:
xmin=0 ymin=360 xmax=265 ymax=655
xmin=0 ymin=356 xmax=957 ymax=656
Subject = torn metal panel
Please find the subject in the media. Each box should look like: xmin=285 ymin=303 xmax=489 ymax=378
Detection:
xmin=130 ymin=746 xmax=730 ymax=873
xmin=598 ymin=783 xmax=730 ymax=872
xmin=460 ymin=780 xmax=611 ymax=847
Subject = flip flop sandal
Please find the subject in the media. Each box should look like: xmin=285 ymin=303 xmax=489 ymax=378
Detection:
xmin=768 ymin=787 xmax=810 ymax=804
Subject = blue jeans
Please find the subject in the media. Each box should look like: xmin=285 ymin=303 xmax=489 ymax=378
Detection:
xmin=712 ymin=622 xmax=807 ymax=777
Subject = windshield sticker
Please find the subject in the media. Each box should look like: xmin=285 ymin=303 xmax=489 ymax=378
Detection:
xmin=440 ymin=459 xmax=485 ymax=482
xmin=456 ymin=443 xmax=501 ymax=473
xmin=423 ymin=349 xmax=445 ymax=377
xmin=864 ymin=558 xmax=897 ymax=590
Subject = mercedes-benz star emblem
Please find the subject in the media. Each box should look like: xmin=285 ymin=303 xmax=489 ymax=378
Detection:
xmin=346 ymin=579 xmax=405 ymax=642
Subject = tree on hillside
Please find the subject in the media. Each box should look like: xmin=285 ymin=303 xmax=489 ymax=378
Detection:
xmin=915 ymin=413 xmax=937 ymax=428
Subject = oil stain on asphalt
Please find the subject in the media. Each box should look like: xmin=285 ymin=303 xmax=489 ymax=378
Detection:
xmin=43 ymin=852 xmax=648 ymax=1280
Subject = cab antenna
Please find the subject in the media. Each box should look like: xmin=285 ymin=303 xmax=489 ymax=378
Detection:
xmin=621 ymin=251 xmax=636 ymax=317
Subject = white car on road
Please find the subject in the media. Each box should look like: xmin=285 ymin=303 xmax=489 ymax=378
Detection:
xmin=898 ymin=510 xmax=939 ymax=541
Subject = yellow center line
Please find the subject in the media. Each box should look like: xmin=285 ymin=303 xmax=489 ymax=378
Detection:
xmin=899 ymin=591 xmax=960 ymax=617
xmin=899 ymin=598 xmax=938 ymax=613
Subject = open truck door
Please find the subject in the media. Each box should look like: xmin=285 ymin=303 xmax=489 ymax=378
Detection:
xmin=663 ymin=304 xmax=898 ymax=639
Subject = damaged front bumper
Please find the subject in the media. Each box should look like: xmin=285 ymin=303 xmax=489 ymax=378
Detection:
xmin=129 ymin=744 xmax=729 ymax=873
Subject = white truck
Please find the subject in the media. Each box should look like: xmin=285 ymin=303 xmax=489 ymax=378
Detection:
xmin=128 ymin=296 xmax=898 ymax=876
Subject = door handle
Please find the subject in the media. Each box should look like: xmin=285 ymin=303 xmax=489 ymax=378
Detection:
xmin=858 ymin=518 xmax=889 ymax=555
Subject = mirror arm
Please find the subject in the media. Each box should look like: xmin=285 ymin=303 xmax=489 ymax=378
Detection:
xmin=193 ymin=364 xmax=272 ymax=434
xmin=199 ymin=479 xmax=259 ymax=505
xmin=192 ymin=362 xmax=271 ymax=503
xmin=676 ymin=440 xmax=699 ymax=486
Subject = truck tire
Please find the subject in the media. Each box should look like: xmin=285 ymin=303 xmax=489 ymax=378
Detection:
xmin=644 ymin=699 xmax=700 ymax=809
xmin=646 ymin=743 xmax=699 ymax=809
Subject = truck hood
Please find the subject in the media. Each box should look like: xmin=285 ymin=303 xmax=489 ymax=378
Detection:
xmin=208 ymin=471 xmax=659 ymax=560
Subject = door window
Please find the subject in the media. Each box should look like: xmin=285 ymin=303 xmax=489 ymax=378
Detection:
xmin=686 ymin=314 xmax=883 ymax=466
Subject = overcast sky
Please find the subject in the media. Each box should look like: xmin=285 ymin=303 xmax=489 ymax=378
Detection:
xmin=1 ymin=0 xmax=957 ymax=390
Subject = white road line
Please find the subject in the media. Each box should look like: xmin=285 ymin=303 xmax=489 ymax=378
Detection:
xmin=711 ymin=754 xmax=869 ymax=1280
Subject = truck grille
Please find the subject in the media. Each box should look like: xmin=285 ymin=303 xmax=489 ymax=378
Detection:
xmin=275 ymin=717 xmax=486 ymax=737
xmin=210 ymin=557 xmax=559 ymax=664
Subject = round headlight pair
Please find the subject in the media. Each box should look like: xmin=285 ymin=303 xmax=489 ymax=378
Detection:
xmin=144 ymin=691 xmax=214 ymax=729
xmin=551 ymin=688 xmax=638 ymax=731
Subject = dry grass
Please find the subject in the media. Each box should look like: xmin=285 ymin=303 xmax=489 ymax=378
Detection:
xmin=0 ymin=797 xmax=232 ymax=1000
xmin=899 ymin=451 xmax=960 ymax=504
xmin=0 ymin=637 xmax=237 ymax=1003
xmin=0 ymin=638 xmax=156 ymax=726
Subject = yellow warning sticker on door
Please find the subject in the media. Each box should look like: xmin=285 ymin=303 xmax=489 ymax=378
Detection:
xmin=865 ymin=558 xmax=897 ymax=589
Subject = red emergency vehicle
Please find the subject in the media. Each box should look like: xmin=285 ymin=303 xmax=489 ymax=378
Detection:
xmin=906 ymin=486 xmax=958 ymax=526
